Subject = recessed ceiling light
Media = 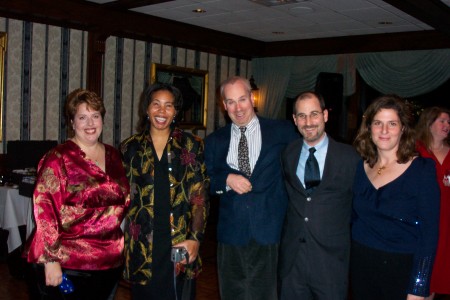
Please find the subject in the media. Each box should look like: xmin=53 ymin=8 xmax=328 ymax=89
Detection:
xmin=192 ymin=8 xmax=206 ymax=13
xmin=378 ymin=21 xmax=393 ymax=25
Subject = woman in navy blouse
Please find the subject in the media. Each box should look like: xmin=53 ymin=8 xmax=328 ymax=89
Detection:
xmin=351 ymin=94 xmax=440 ymax=300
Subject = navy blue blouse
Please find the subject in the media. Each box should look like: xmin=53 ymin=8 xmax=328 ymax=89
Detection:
xmin=352 ymin=157 xmax=440 ymax=296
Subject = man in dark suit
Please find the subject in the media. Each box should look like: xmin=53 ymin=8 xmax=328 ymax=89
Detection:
xmin=279 ymin=91 xmax=360 ymax=300
xmin=205 ymin=76 xmax=298 ymax=300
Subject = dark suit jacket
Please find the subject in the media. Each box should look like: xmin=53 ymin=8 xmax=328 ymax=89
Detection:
xmin=204 ymin=117 xmax=298 ymax=246
xmin=279 ymin=137 xmax=360 ymax=287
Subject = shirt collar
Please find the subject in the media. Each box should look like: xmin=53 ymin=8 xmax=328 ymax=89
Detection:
xmin=232 ymin=116 xmax=259 ymax=134
xmin=302 ymin=133 xmax=328 ymax=152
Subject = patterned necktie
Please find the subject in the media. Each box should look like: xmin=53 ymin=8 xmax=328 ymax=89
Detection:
xmin=238 ymin=126 xmax=251 ymax=177
xmin=304 ymin=147 xmax=320 ymax=190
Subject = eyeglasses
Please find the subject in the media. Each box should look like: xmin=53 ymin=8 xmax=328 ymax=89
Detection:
xmin=295 ymin=111 xmax=323 ymax=121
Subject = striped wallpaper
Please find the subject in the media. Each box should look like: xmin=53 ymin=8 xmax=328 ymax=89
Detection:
xmin=0 ymin=17 xmax=252 ymax=153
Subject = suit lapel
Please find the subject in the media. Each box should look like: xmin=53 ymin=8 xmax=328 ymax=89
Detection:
xmin=251 ymin=118 xmax=268 ymax=175
xmin=217 ymin=124 xmax=232 ymax=161
xmin=321 ymin=138 xmax=336 ymax=183
xmin=289 ymin=137 xmax=338 ymax=194
xmin=285 ymin=139 xmax=305 ymax=194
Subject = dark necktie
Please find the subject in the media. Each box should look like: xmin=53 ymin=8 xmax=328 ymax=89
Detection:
xmin=238 ymin=126 xmax=251 ymax=177
xmin=304 ymin=147 xmax=320 ymax=190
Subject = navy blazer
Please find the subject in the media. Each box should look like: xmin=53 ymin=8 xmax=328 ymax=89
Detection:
xmin=204 ymin=117 xmax=298 ymax=246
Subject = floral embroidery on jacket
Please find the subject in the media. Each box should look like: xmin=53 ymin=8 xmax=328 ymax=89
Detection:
xmin=120 ymin=127 xmax=209 ymax=284
xmin=181 ymin=148 xmax=196 ymax=166
xmin=26 ymin=141 xmax=130 ymax=269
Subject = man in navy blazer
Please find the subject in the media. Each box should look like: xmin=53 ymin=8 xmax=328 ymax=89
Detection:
xmin=279 ymin=91 xmax=360 ymax=300
xmin=205 ymin=76 xmax=298 ymax=300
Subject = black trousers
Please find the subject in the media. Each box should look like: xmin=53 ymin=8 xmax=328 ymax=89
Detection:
xmin=280 ymin=248 xmax=348 ymax=300
xmin=30 ymin=263 xmax=122 ymax=300
xmin=217 ymin=240 xmax=278 ymax=300
xmin=350 ymin=241 xmax=413 ymax=300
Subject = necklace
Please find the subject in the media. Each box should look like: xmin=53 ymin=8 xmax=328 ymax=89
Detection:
xmin=376 ymin=160 xmax=395 ymax=175
xmin=89 ymin=147 xmax=101 ymax=166
xmin=73 ymin=139 xmax=101 ymax=165
xmin=377 ymin=166 xmax=386 ymax=175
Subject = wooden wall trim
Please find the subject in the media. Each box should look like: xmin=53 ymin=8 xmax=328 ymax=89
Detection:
xmin=0 ymin=0 xmax=449 ymax=58
xmin=262 ymin=31 xmax=450 ymax=57
xmin=87 ymin=32 xmax=107 ymax=95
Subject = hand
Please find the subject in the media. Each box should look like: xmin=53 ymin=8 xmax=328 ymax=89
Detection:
xmin=174 ymin=240 xmax=200 ymax=264
xmin=407 ymin=294 xmax=425 ymax=300
xmin=226 ymin=174 xmax=252 ymax=194
xmin=44 ymin=262 xmax=63 ymax=287
xmin=424 ymin=293 xmax=435 ymax=300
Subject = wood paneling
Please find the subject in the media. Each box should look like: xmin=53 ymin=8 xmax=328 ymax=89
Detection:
xmin=0 ymin=0 xmax=449 ymax=59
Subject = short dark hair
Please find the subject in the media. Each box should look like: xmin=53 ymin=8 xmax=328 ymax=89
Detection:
xmin=136 ymin=83 xmax=183 ymax=132
xmin=293 ymin=91 xmax=326 ymax=115
xmin=353 ymin=94 xmax=417 ymax=167
xmin=65 ymin=89 xmax=105 ymax=138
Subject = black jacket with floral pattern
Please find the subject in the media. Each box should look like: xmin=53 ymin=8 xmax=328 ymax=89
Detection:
xmin=120 ymin=127 xmax=209 ymax=284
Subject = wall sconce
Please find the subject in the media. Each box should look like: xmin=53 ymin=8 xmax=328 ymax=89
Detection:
xmin=249 ymin=75 xmax=260 ymax=112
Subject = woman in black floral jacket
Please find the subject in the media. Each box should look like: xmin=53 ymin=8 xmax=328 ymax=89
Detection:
xmin=120 ymin=83 xmax=209 ymax=300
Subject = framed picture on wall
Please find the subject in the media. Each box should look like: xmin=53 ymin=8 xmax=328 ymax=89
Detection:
xmin=151 ymin=63 xmax=208 ymax=130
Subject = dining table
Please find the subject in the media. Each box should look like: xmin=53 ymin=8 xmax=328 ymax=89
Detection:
xmin=0 ymin=185 xmax=34 ymax=253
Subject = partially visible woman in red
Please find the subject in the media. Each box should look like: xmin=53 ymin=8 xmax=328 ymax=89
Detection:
xmin=26 ymin=89 xmax=130 ymax=299
xmin=416 ymin=106 xmax=450 ymax=299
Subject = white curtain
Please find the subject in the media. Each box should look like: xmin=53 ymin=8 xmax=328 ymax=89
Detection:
xmin=252 ymin=57 xmax=294 ymax=117
xmin=356 ymin=49 xmax=450 ymax=97
xmin=285 ymin=55 xmax=338 ymax=98
xmin=253 ymin=49 xmax=450 ymax=118
xmin=253 ymin=54 xmax=351 ymax=118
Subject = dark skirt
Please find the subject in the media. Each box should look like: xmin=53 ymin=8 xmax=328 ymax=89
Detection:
xmin=350 ymin=240 xmax=413 ymax=300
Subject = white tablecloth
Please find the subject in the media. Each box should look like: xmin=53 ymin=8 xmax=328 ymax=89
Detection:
xmin=0 ymin=186 xmax=34 ymax=253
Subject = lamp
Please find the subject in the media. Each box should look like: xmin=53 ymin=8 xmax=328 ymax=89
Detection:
xmin=249 ymin=75 xmax=260 ymax=112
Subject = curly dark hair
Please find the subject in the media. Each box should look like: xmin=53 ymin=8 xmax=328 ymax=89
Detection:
xmin=136 ymin=83 xmax=183 ymax=132
xmin=353 ymin=94 xmax=417 ymax=167
xmin=415 ymin=106 xmax=450 ymax=151
xmin=65 ymin=89 xmax=106 ymax=138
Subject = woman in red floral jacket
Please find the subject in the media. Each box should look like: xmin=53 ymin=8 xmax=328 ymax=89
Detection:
xmin=26 ymin=89 xmax=130 ymax=299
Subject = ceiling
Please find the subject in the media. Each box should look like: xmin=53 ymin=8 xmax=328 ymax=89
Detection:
xmin=0 ymin=0 xmax=449 ymax=58
xmin=92 ymin=0 xmax=434 ymax=42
